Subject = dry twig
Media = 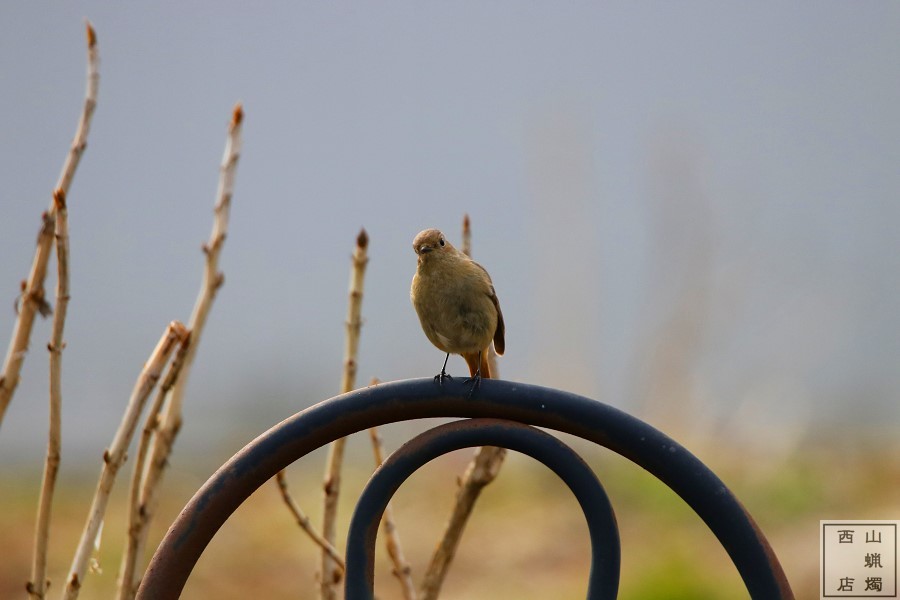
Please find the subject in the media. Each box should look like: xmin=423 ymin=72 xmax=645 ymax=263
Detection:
xmin=319 ymin=229 xmax=369 ymax=598
xmin=419 ymin=445 xmax=506 ymax=599
xmin=419 ymin=215 xmax=507 ymax=600
xmin=115 ymin=334 xmax=192 ymax=600
xmin=26 ymin=190 xmax=70 ymax=599
xmin=367 ymin=388 xmax=416 ymax=600
xmin=0 ymin=21 xmax=99 ymax=429
xmin=274 ymin=471 xmax=345 ymax=571
xmin=118 ymin=104 xmax=243 ymax=597
xmin=63 ymin=321 xmax=188 ymax=599
xmin=460 ymin=213 xmax=471 ymax=257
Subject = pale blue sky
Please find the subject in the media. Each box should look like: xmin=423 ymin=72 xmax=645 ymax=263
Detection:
xmin=1 ymin=3 xmax=898 ymax=466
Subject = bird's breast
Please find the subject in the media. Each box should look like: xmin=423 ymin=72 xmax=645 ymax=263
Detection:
xmin=411 ymin=264 xmax=497 ymax=354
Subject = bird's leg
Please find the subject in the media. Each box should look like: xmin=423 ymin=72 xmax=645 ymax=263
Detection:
xmin=464 ymin=351 xmax=483 ymax=398
xmin=434 ymin=353 xmax=452 ymax=384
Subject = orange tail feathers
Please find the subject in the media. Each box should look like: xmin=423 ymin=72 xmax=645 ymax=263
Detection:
xmin=462 ymin=349 xmax=492 ymax=379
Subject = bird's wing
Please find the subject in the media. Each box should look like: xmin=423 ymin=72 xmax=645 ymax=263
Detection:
xmin=473 ymin=260 xmax=505 ymax=355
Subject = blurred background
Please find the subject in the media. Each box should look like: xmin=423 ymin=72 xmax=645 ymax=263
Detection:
xmin=1 ymin=3 xmax=898 ymax=598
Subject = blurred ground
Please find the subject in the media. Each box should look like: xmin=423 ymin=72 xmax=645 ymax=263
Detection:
xmin=2 ymin=426 xmax=895 ymax=598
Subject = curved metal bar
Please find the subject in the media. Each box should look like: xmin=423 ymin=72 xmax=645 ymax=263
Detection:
xmin=345 ymin=418 xmax=620 ymax=599
xmin=136 ymin=378 xmax=793 ymax=599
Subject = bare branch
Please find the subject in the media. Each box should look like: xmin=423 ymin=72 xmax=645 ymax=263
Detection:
xmin=420 ymin=446 xmax=506 ymax=599
xmin=0 ymin=20 xmax=99 ymax=429
xmin=63 ymin=321 xmax=188 ymax=600
xmin=382 ymin=502 xmax=416 ymax=600
xmin=115 ymin=333 xmax=192 ymax=600
xmin=154 ymin=102 xmax=242 ymax=424
xmin=27 ymin=190 xmax=70 ymax=599
xmin=123 ymin=103 xmax=243 ymax=596
xmin=56 ymin=22 xmax=100 ymax=199
xmin=321 ymin=228 xmax=369 ymax=599
xmin=340 ymin=228 xmax=368 ymax=395
xmin=461 ymin=213 xmax=471 ymax=258
xmin=274 ymin=471 xmax=345 ymax=572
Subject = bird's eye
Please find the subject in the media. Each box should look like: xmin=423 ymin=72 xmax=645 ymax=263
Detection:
xmin=439 ymin=237 xmax=445 ymax=247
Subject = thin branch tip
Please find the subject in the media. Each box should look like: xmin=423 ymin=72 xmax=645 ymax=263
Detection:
xmin=356 ymin=228 xmax=369 ymax=249
xmin=231 ymin=104 xmax=244 ymax=128
xmin=85 ymin=21 xmax=97 ymax=48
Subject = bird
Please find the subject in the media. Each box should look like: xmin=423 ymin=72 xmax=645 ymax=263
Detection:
xmin=410 ymin=228 xmax=504 ymax=387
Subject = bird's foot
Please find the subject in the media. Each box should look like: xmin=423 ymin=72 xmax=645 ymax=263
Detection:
xmin=463 ymin=373 xmax=482 ymax=398
xmin=433 ymin=370 xmax=453 ymax=385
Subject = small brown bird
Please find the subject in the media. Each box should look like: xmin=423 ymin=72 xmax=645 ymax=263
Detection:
xmin=410 ymin=228 xmax=505 ymax=384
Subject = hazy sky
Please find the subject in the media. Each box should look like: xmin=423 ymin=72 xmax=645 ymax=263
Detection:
xmin=1 ymin=3 xmax=898 ymax=466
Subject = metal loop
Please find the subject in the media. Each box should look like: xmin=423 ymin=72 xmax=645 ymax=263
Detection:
xmin=345 ymin=418 xmax=620 ymax=599
xmin=136 ymin=378 xmax=794 ymax=599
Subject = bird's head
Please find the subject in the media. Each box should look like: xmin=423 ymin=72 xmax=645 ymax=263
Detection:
xmin=413 ymin=229 xmax=455 ymax=263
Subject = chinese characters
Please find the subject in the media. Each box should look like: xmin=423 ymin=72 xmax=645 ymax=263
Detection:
xmin=821 ymin=521 xmax=897 ymax=598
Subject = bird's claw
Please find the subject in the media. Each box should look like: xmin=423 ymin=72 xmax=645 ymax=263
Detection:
xmin=463 ymin=373 xmax=482 ymax=398
xmin=433 ymin=371 xmax=453 ymax=385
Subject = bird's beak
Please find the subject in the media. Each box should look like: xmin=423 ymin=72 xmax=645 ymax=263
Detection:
xmin=417 ymin=244 xmax=432 ymax=254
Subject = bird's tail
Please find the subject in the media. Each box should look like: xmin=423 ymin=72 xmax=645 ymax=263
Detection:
xmin=463 ymin=350 xmax=491 ymax=379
